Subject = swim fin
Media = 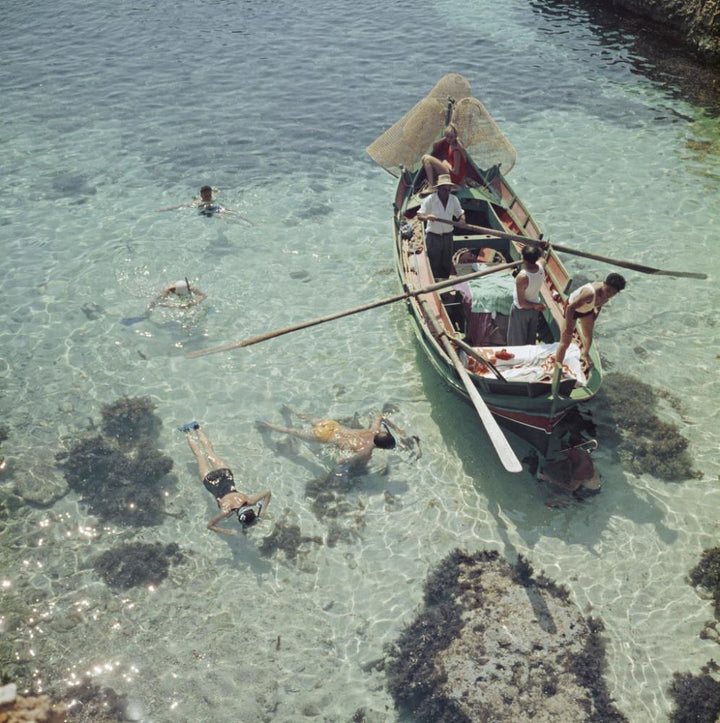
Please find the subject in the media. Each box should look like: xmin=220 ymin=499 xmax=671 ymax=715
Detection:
xmin=178 ymin=421 xmax=200 ymax=433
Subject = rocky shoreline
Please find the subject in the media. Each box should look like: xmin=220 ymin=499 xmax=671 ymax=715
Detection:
xmin=600 ymin=0 xmax=720 ymax=66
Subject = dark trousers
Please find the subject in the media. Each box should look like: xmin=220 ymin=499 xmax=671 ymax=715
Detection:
xmin=425 ymin=231 xmax=454 ymax=279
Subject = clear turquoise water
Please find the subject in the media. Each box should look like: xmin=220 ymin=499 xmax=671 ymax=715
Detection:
xmin=1 ymin=0 xmax=719 ymax=720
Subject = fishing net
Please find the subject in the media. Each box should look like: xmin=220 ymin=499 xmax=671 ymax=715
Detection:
xmin=452 ymin=97 xmax=517 ymax=174
xmin=366 ymin=74 xmax=471 ymax=177
xmin=366 ymin=73 xmax=516 ymax=177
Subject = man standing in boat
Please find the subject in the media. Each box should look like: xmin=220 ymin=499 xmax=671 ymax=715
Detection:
xmin=507 ymin=245 xmax=546 ymax=346
xmin=416 ymin=174 xmax=465 ymax=280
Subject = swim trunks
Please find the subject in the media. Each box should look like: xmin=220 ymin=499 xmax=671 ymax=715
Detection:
xmin=312 ymin=419 xmax=341 ymax=443
xmin=203 ymin=468 xmax=236 ymax=499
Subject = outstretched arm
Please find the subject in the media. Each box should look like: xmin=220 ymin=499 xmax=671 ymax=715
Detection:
xmin=207 ymin=509 xmax=237 ymax=536
xmin=245 ymin=490 xmax=271 ymax=517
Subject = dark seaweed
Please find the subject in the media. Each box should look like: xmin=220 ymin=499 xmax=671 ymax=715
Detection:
xmin=257 ymin=521 xmax=322 ymax=563
xmin=689 ymin=547 xmax=720 ymax=617
xmin=56 ymin=397 xmax=173 ymax=527
xmin=100 ymin=395 xmax=161 ymax=447
xmin=93 ymin=542 xmax=184 ymax=590
xmin=668 ymin=665 xmax=720 ymax=723
xmin=596 ymin=373 xmax=701 ymax=480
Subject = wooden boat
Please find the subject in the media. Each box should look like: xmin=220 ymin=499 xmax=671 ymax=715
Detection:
xmin=367 ymin=74 xmax=601 ymax=471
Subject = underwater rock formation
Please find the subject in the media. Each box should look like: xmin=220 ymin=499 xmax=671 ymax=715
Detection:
xmin=100 ymin=396 xmax=161 ymax=448
xmin=258 ymin=519 xmax=323 ymax=565
xmin=56 ymin=397 xmax=173 ymax=526
xmin=385 ymin=549 xmax=627 ymax=722
xmin=93 ymin=542 xmax=184 ymax=590
xmin=689 ymin=547 xmax=720 ymax=618
xmin=0 ymin=683 xmax=66 ymax=722
xmin=596 ymin=0 xmax=720 ymax=65
xmin=594 ymin=373 xmax=701 ymax=481
xmin=668 ymin=663 xmax=720 ymax=722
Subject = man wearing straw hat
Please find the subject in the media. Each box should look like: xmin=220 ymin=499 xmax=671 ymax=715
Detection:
xmin=416 ymin=174 xmax=466 ymax=279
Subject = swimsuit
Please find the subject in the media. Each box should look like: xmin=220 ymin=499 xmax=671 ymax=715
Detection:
xmin=312 ymin=419 xmax=341 ymax=443
xmin=203 ymin=468 xmax=237 ymax=500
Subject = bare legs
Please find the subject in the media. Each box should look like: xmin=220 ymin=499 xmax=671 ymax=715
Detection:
xmin=256 ymin=420 xmax=317 ymax=443
xmin=421 ymin=155 xmax=451 ymax=189
xmin=186 ymin=428 xmax=230 ymax=480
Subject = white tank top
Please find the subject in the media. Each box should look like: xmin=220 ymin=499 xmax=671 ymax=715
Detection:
xmin=567 ymin=282 xmax=597 ymax=314
xmin=512 ymin=265 xmax=545 ymax=308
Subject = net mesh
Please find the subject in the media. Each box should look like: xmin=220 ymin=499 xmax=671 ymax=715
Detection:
xmin=452 ymin=97 xmax=517 ymax=174
xmin=366 ymin=74 xmax=470 ymax=177
xmin=366 ymin=73 xmax=516 ymax=177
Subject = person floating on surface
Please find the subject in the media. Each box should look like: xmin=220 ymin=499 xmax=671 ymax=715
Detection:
xmin=158 ymin=278 xmax=206 ymax=308
xmin=257 ymin=406 xmax=409 ymax=467
xmin=157 ymin=185 xmax=218 ymax=212
xmin=507 ymin=245 xmax=546 ymax=346
xmin=416 ymin=174 xmax=466 ymax=280
xmin=554 ymin=272 xmax=627 ymax=372
xmin=421 ymin=123 xmax=468 ymax=189
xmin=157 ymin=185 xmax=252 ymax=224
xmin=181 ymin=421 xmax=271 ymax=536
xmin=120 ymin=277 xmax=206 ymax=326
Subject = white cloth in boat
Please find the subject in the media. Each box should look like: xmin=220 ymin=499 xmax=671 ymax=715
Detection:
xmin=474 ymin=342 xmax=588 ymax=387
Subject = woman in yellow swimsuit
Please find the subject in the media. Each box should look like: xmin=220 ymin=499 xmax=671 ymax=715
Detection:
xmin=257 ymin=407 xmax=404 ymax=467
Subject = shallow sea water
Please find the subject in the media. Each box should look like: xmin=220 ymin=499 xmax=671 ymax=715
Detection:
xmin=1 ymin=0 xmax=719 ymax=720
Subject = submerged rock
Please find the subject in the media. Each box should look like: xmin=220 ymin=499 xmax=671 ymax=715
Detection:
xmin=593 ymin=373 xmax=701 ymax=481
xmin=668 ymin=663 xmax=720 ymax=722
xmin=385 ymin=549 xmax=627 ymax=722
xmin=689 ymin=546 xmax=720 ymax=618
xmin=93 ymin=542 xmax=184 ymax=590
xmin=0 ymin=683 xmax=66 ymax=722
xmin=56 ymin=420 xmax=173 ymax=527
xmin=100 ymin=396 xmax=161 ymax=448
xmin=257 ymin=519 xmax=323 ymax=565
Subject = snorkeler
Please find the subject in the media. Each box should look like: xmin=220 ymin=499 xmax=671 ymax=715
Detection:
xmin=537 ymin=441 xmax=601 ymax=508
xmin=120 ymin=277 xmax=206 ymax=326
xmin=181 ymin=421 xmax=271 ymax=536
xmin=257 ymin=406 xmax=411 ymax=467
xmin=157 ymin=185 xmax=252 ymax=224
xmin=157 ymin=185 xmax=217 ymax=212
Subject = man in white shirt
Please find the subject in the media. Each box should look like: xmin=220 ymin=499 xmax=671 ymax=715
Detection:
xmin=416 ymin=174 xmax=466 ymax=279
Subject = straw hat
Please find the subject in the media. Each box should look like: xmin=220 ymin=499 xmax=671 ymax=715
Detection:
xmin=432 ymin=174 xmax=459 ymax=191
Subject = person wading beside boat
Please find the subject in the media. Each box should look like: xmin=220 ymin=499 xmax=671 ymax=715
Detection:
xmin=257 ymin=407 xmax=406 ymax=468
xmin=555 ymin=273 xmax=627 ymax=371
xmin=421 ymin=123 xmax=468 ymax=189
xmin=507 ymin=245 xmax=546 ymax=346
xmin=181 ymin=422 xmax=271 ymax=536
xmin=416 ymin=174 xmax=466 ymax=280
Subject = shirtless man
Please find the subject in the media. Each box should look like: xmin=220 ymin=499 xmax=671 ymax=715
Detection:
xmin=257 ymin=407 xmax=405 ymax=467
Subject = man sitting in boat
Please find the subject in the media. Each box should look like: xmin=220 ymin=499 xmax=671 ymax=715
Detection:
xmin=421 ymin=123 xmax=468 ymax=189
xmin=416 ymin=174 xmax=466 ymax=280
xmin=257 ymin=406 xmax=407 ymax=468
xmin=507 ymin=245 xmax=546 ymax=346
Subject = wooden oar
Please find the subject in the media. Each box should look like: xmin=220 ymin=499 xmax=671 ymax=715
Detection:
xmin=455 ymin=222 xmax=707 ymax=280
xmin=443 ymin=332 xmax=506 ymax=382
xmin=419 ymin=297 xmax=522 ymax=473
xmin=185 ymin=261 xmax=521 ymax=358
